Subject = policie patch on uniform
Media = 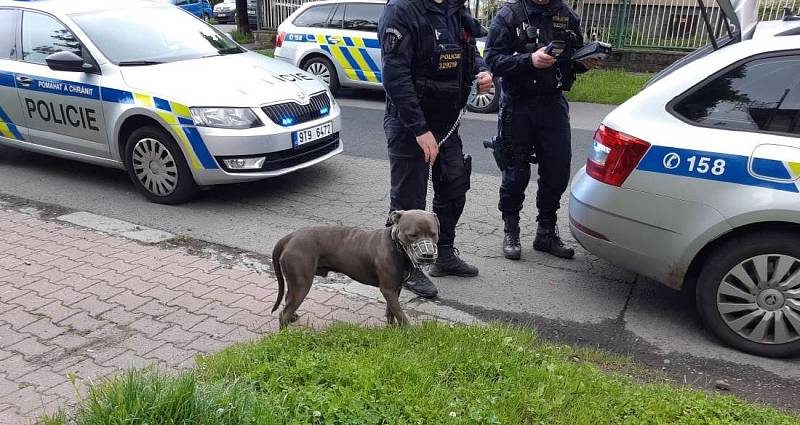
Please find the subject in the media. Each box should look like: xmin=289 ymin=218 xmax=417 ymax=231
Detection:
xmin=382 ymin=27 xmax=403 ymax=53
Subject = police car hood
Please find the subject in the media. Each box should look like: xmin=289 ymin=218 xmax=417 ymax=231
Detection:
xmin=119 ymin=52 xmax=327 ymax=107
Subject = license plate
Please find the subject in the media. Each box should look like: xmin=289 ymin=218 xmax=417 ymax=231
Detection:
xmin=293 ymin=122 xmax=333 ymax=146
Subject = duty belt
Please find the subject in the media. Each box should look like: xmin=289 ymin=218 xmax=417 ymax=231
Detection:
xmin=513 ymin=92 xmax=562 ymax=105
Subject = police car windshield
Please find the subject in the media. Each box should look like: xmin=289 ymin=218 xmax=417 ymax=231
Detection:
xmin=71 ymin=6 xmax=243 ymax=65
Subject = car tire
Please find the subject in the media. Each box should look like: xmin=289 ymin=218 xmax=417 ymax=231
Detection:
xmin=696 ymin=231 xmax=800 ymax=357
xmin=467 ymin=77 xmax=500 ymax=114
xmin=303 ymin=56 xmax=340 ymax=95
xmin=124 ymin=125 xmax=199 ymax=205
xmin=202 ymin=13 xmax=210 ymax=22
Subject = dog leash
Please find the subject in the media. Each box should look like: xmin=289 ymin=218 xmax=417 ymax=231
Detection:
xmin=425 ymin=106 xmax=467 ymax=212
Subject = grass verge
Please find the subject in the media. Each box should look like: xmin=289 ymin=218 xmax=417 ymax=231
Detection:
xmin=230 ymin=30 xmax=254 ymax=45
xmin=566 ymin=68 xmax=652 ymax=105
xmin=42 ymin=323 xmax=798 ymax=425
xmin=255 ymin=48 xmax=275 ymax=58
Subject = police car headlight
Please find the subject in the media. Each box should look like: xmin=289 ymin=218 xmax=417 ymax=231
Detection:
xmin=190 ymin=108 xmax=262 ymax=129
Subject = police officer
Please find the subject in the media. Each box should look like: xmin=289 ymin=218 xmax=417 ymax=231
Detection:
xmin=484 ymin=0 xmax=599 ymax=260
xmin=379 ymin=0 xmax=493 ymax=298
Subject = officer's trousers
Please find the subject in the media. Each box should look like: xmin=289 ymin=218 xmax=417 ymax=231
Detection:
xmin=498 ymin=95 xmax=571 ymax=223
xmin=384 ymin=116 xmax=471 ymax=247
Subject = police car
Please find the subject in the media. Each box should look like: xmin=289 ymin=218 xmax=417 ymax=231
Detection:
xmin=273 ymin=0 xmax=499 ymax=113
xmin=569 ymin=0 xmax=800 ymax=357
xmin=0 ymin=0 xmax=341 ymax=204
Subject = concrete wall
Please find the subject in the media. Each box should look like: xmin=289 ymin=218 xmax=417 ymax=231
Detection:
xmin=602 ymin=48 xmax=687 ymax=73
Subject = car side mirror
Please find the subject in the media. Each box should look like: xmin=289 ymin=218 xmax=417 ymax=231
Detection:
xmin=45 ymin=51 xmax=94 ymax=73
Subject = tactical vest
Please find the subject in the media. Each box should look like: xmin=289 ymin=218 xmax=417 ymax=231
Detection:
xmin=409 ymin=1 xmax=475 ymax=124
xmin=507 ymin=0 xmax=580 ymax=96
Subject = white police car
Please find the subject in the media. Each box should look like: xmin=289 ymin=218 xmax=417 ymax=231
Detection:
xmin=273 ymin=0 xmax=498 ymax=113
xmin=569 ymin=0 xmax=800 ymax=357
xmin=0 ymin=0 xmax=342 ymax=204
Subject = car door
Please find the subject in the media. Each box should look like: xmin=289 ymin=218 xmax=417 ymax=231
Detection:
xmin=188 ymin=0 xmax=202 ymax=18
xmin=340 ymin=3 xmax=384 ymax=85
xmin=176 ymin=0 xmax=191 ymax=15
xmin=14 ymin=10 xmax=108 ymax=158
xmin=0 ymin=8 xmax=27 ymax=144
xmin=291 ymin=5 xmax=348 ymax=79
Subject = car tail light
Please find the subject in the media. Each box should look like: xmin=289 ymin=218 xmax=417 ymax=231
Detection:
xmin=586 ymin=125 xmax=650 ymax=187
xmin=276 ymin=31 xmax=286 ymax=48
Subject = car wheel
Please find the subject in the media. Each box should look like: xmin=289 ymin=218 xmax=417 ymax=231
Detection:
xmin=124 ymin=125 xmax=198 ymax=205
xmin=696 ymin=231 xmax=800 ymax=357
xmin=202 ymin=13 xmax=210 ymax=22
xmin=467 ymin=77 xmax=500 ymax=113
xmin=304 ymin=56 xmax=340 ymax=95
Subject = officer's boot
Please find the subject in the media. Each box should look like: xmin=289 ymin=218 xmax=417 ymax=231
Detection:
xmin=429 ymin=245 xmax=479 ymax=277
xmin=403 ymin=269 xmax=439 ymax=299
xmin=502 ymin=215 xmax=522 ymax=260
xmin=533 ymin=219 xmax=575 ymax=259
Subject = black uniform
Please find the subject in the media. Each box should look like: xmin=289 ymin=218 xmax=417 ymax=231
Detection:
xmin=379 ymin=0 xmax=486 ymax=248
xmin=379 ymin=0 xmax=486 ymax=297
xmin=485 ymin=0 xmax=586 ymax=259
xmin=485 ymin=0 xmax=586 ymax=223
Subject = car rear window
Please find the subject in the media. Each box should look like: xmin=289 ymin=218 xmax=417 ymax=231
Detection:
xmin=673 ymin=55 xmax=800 ymax=137
xmin=0 ymin=9 xmax=17 ymax=59
xmin=343 ymin=3 xmax=383 ymax=33
xmin=293 ymin=5 xmax=335 ymax=28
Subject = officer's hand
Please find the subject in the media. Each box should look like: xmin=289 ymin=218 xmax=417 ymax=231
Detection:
xmin=531 ymin=47 xmax=556 ymax=69
xmin=475 ymin=71 xmax=493 ymax=95
xmin=416 ymin=131 xmax=439 ymax=164
xmin=579 ymin=58 xmax=602 ymax=69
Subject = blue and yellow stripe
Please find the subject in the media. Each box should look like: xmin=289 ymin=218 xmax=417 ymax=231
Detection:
xmin=287 ymin=33 xmax=383 ymax=83
xmin=98 ymin=85 xmax=216 ymax=169
xmin=0 ymin=107 xmax=24 ymax=141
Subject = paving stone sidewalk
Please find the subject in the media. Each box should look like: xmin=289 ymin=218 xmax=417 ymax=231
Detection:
xmin=0 ymin=208 xmax=389 ymax=425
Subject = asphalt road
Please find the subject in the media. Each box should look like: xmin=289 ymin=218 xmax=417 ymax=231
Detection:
xmin=334 ymin=89 xmax=595 ymax=177
xmin=0 ymin=93 xmax=798 ymax=410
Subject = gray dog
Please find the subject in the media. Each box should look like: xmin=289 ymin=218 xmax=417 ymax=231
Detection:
xmin=271 ymin=210 xmax=440 ymax=328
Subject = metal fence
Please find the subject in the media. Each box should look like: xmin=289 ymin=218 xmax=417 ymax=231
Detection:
xmin=261 ymin=0 xmax=799 ymax=50
xmin=478 ymin=0 xmax=799 ymax=50
xmin=262 ymin=0 xmax=315 ymax=31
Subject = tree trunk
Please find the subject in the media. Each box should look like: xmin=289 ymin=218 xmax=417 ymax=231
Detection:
xmin=236 ymin=0 xmax=250 ymax=34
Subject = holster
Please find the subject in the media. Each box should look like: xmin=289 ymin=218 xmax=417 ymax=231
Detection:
xmin=504 ymin=102 xmax=538 ymax=166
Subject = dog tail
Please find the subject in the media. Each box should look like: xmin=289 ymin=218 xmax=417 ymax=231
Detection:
xmin=271 ymin=237 xmax=287 ymax=313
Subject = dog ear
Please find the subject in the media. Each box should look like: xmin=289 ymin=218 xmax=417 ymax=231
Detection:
xmin=389 ymin=210 xmax=404 ymax=225
xmin=431 ymin=212 xmax=440 ymax=235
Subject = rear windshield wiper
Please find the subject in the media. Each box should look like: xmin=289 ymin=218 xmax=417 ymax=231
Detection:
xmin=117 ymin=60 xmax=164 ymax=66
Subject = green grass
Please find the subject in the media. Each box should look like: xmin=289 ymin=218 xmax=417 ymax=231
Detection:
xmin=41 ymin=323 xmax=799 ymax=425
xmin=255 ymin=48 xmax=274 ymax=58
xmin=229 ymin=30 xmax=254 ymax=45
xmin=566 ymin=69 xmax=652 ymax=105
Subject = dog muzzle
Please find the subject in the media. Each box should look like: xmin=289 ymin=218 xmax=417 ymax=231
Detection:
xmin=405 ymin=239 xmax=438 ymax=266
xmin=392 ymin=225 xmax=438 ymax=266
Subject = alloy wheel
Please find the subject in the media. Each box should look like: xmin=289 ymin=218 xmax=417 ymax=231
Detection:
xmin=131 ymin=138 xmax=179 ymax=197
xmin=307 ymin=62 xmax=331 ymax=86
xmin=468 ymin=82 xmax=496 ymax=110
xmin=717 ymin=254 xmax=800 ymax=345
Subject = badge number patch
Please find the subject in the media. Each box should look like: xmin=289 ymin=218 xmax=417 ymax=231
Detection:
xmin=383 ymin=27 xmax=403 ymax=53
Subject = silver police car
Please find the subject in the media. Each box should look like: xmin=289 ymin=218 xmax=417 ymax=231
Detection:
xmin=0 ymin=0 xmax=342 ymax=204
xmin=569 ymin=0 xmax=800 ymax=357
xmin=273 ymin=0 xmax=499 ymax=113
